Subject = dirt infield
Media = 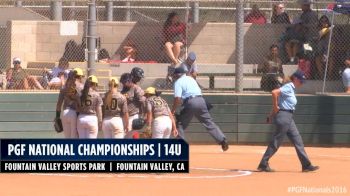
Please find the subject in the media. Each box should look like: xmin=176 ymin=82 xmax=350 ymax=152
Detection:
xmin=0 ymin=145 xmax=349 ymax=196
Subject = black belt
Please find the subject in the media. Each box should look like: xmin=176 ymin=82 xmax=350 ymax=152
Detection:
xmin=279 ymin=109 xmax=294 ymax=113
xmin=184 ymin=95 xmax=202 ymax=102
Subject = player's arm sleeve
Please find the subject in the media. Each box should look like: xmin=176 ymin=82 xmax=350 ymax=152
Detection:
xmin=135 ymin=87 xmax=146 ymax=115
xmin=56 ymin=89 xmax=64 ymax=112
xmin=120 ymin=96 xmax=129 ymax=131
xmin=121 ymin=96 xmax=128 ymax=115
xmin=146 ymin=100 xmax=152 ymax=113
xmin=96 ymin=95 xmax=103 ymax=123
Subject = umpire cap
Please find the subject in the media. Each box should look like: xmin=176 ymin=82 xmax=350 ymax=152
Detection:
xmin=188 ymin=52 xmax=196 ymax=61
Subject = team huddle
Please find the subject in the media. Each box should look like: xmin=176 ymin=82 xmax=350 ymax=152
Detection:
xmin=55 ymin=67 xmax=178 ymax=139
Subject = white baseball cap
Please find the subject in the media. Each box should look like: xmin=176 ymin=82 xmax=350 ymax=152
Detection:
xmin=13 ymin=57 xmax=21 ymax=64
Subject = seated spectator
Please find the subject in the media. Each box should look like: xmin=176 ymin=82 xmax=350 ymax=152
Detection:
xmin=5 ymin=68 xmax=14 ymax=89
xmin=43 ymin=57 xmax=70 ymax=89
xmin=244 ymin=4 xmax=267 ymax=24
xmin=98 ymin=48 xmax=111 ymax=63
xmin=259 ymin=44 xmax=283 ymax=74
xmin=7 ymin=57 xmax=44 ymax=90
xmin=260 ymin=45 xmax=284 ymax=92
xmin=179 ymin=52 xmax=198 ymax=79
xmin=63 ymin=40 xmax=85 ymax=62
xmin=342 ymin=51 xmax=350 ymax=93
xmin=163 ymin=12 xmax=186 ymax=65
xmin=271 ymin=3 xmax=291 ymax=24
xmin=0 ymin=70 xmax=6 ymax=89
xmin=297 ymin=53 xmax=312 ymax=79
xmin=284 ymin=19 xmax=306 ymax=64
xmin=48 ymin=72 xmax=65 ymax=90
xmin=315 ymin=15 xmax=333 ymax=79
xmin=121 ymin=39 xmax=137 ymax=62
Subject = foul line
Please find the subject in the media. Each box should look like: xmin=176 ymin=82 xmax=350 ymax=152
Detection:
xmin=29 ymin=167 xmax=253 ymax=179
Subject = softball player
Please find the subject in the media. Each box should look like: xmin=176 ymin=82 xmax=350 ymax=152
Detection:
xmin=77 ymin=75 xmax=103 ymax=139
xmin=120 ymin=73 xmax=146 ymax=131
xmin=145 ymin=87 xmax=178 ymax=138
xmin=56 ymin=70 xmax=80 ymax=138
xmin=102 ymin=77 xmax=129 ymax=138
xmin=73 ymin=67 xmax=85 ymax=91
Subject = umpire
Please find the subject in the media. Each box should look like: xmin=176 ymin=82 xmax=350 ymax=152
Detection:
xmin=258 ymin=70 xmax=319 ymax=172
xmin=171 ymin=67 xmax=229 ymax=151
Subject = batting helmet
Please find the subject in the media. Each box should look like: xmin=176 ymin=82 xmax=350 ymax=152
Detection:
xmin=132 ymin=118 xmax=145 ymax=130
xmin=131 ymin=67 xmax=144 ymax=83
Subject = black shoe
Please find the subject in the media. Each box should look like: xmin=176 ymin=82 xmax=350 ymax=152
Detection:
xmin=257 ymin=164 xmax=275 ymax=172
xmin=302 ymin=165 xmax=319 ymax=172
xmin=220 ymin=139 xmax=229 ymax=152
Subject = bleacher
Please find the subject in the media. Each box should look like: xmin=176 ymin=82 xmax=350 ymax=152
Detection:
xmin=25 ymin=61 xmax=345 ymax=93
xmin=26 ymin=61 xmax=264 ymax=91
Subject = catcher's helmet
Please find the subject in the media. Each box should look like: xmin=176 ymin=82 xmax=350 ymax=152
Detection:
xmin=132 ymin=118 xmax=145 ymax=130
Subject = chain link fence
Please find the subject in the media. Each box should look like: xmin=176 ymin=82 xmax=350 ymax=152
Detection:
xmin=0 ymin=0 xmax=349 ymax=93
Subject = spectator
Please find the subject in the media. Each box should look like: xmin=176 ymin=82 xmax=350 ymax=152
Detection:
xmin=259 ymin=44 xmax=283 ymax=74
xmin=297 ymin=53 xmax=312 ymax=79
xmin=121 ymin=39 xmax=137 ymax=62
xmin=271 ymin=3 xmax=291 ymax=24
xmin=244 ymin=4 xmax=267 ymax=24
xmin=284 ymin=19 xmax=306 ymax=64
xmin=98 ymin=48 xmax=110 ymax=63
xmin=260 ymin=44 xmax=284 ymax=92
xmin=180 ymin=52 xmax=198 ymax=79
xmin=163 ymin=12 xmax=186 ymax=65
xmin=7 ymin=57 xmax=44 ymax=90
xmin=63 ymin=40 xmax=85 ymax=62
xmin=342 ymin=51 xmax=350 ymax=93
xmin=43 ymin=57 xmax=70 ymax=89
xmin=48 ymin=72 xmax=65 ymax=90
xmin=0 ymin=70 xmax=6 ymax=89
xmin=315 ymin=15 xmax=333 ymax=79
xmin=5 ymin=68 xmax=14 ymax=89
xmin=298 ymin=0 xmax=319 ymax=42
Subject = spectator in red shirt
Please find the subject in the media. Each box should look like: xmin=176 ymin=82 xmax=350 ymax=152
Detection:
xmin=163 ymin=12 xmax=186 ymax=65
xmin=244 ymin=4 xmax=267 ymax=24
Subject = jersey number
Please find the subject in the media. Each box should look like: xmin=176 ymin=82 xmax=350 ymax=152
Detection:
xmin=82 ymin=95 xmax=92 ymax=106
xmin=153 ymin=98 xmax=164 ymax=107
xmin=110 ymin=98 xmax=119 ymax=110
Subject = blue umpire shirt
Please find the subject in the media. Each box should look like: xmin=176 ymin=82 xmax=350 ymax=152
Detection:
xmin=278 ymin=82 xmax=297 ymax=110
xmin=174 ymin=75 xmax=202 ymax=99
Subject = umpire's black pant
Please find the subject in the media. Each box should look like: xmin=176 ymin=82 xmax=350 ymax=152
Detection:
xmin=177 ymin=96 xmax=226 ymax=143
xmin=259 ymin=110 xmax=312 ymax=169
